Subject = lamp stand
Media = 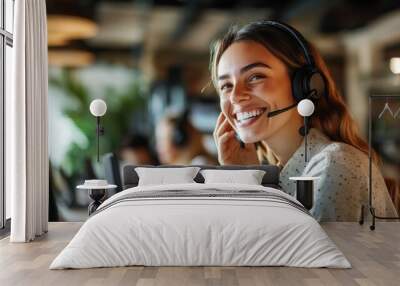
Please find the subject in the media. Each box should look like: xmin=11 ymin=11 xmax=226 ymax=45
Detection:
xmin=96 ymin=116 xmax=105 ymax=162
xmin=304 ymin=116 xmax=308 ymax=162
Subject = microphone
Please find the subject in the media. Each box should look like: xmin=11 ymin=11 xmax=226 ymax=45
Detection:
xmin=267 ymin=89 xmax=319 ymax=118
xmin=235 ymin=100 xmax=308 ymax=149
xmin=267 ymin=103 xmax=297 ymax=118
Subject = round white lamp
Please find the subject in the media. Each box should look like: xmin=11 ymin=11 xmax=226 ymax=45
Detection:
xmin=297 ymin=99 xmax=315 ymax=163
xmin=89 ymin=99 xmax=107 ymax=162
xmin=90 ymin=99 xmax=107 ymax=117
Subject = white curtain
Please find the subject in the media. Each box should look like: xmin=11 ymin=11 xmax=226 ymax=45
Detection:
xmin=8 ymin=0 xmax=49 ymax=242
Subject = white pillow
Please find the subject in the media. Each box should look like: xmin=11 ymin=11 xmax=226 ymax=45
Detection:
xmin=135 ymin=167 xmax=201 ymax=186
xmin=200 ymin=169 xmax=266 ymax=185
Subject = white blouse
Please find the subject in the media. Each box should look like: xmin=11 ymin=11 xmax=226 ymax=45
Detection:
xmin=278 ymin=128 xmax=397 ymax=221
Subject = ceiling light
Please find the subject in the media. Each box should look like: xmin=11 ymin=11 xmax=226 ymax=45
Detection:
xmin=48 ymin=33 xmax=70 ymax=46
xmin=48 ymin=50 xmax=95 ymax=67
xmin=47 ymin=15 xmax=98 ymax=46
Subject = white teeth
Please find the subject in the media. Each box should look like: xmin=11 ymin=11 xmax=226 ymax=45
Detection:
xmin=236 ymin=109 xmax=264 ymax=121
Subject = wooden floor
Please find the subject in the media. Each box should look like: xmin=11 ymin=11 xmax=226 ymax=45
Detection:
xmin=0 ymin=222 xmax=399 ymax=286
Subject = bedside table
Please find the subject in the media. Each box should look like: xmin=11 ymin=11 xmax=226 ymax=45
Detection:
xmin=77 ymin=183 xmax=117 ymax=215
xmin=289 ymin=176 xmax=319 ymax=210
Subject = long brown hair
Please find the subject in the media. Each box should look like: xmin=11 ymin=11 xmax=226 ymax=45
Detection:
xmin=210 ymin=21 xmax=378 ymax=164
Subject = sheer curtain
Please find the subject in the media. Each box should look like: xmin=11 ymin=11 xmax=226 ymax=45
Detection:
xmin=8 ymin=0 xmax=48 ymax=242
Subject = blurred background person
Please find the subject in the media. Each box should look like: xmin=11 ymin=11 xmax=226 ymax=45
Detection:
xmin=156 ymin=111 xmax=217 ymax=165
xmin=118 ymin=134 xmax=159 ymax=165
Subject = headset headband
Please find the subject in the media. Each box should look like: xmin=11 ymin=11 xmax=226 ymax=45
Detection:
xmin=261 ymin=20 xmax=314 ymax=66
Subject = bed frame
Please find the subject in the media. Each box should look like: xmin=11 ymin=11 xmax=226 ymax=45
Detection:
xmin=122 ymin=164 xmax=282 ymax=190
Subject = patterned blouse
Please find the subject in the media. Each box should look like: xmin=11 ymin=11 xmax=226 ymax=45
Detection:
xmin=259 ymin=128 xmax=397 ymax=221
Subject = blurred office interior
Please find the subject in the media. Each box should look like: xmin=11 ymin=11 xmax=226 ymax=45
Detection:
xmin=45 ymin=0 xmax=400 ymax=221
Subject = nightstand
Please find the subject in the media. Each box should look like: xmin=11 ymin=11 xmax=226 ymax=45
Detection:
xmin=289 ymin=176 xmax=320 ymax=210
xmin=77 ymin=181 xmax=117 ymax=215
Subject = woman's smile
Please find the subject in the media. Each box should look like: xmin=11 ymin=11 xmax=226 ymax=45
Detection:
xmin=233 ymin=107 xmax=267 ymax=127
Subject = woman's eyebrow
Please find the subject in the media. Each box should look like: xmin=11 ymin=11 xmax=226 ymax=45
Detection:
xmin=241 ymin=62 xmax=271 ymax=73
xmin=217 ymin=62 xmax=271 ymax=81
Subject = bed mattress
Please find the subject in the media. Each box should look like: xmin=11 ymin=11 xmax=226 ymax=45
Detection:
xmin=50 ymin=183 xmax=351 ymax=269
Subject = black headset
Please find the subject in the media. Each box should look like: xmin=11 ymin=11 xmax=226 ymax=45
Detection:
xmin=259 ymin=21 xmax=327 ymax=159
xmin=260 ymin=20 xmax=327 ymax=118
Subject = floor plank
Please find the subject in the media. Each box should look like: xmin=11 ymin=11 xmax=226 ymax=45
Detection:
xmin=0 ymin=222 xmax=399 ymax=286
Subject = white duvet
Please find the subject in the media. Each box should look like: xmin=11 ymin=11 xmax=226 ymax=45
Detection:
xmin=50 ymin=183 xmax=351 ymax=269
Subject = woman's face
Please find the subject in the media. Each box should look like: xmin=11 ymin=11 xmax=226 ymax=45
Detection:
xmin=217 ymin=40 xmax=298 ymax=143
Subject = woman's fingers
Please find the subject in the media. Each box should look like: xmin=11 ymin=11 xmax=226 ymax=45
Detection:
xmin=213 ymin=114 xmax=222 ymax=139
xmin=217 ymin=131 xmax=238 ymax=154
xmin=217 ymin=131 xmax=236 ymax=163
xmin=213 ymin=113 xmax=259 ymax=165
xmin=216 ymin=119 xmax=231 ymax=138
xmin=215 ymin=117 xmax=234 ymax=140
xmin=216 ymin=112 xmax=225 ymax=126
xmin=214 ymin=112 xmax=253 ymax=164
xmin=218 ymin=130 xmax=234 ymax=146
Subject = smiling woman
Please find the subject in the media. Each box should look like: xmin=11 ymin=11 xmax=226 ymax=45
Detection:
xmin=209 ymin=20 xmax=397 ymax=221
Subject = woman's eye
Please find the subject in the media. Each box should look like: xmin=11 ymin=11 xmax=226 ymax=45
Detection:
xmin=248 ymin=74 xmax=266 ymax=82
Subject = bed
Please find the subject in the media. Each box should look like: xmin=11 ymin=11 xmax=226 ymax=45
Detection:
xmin=50 ymin=165 xmax=350 ymax=269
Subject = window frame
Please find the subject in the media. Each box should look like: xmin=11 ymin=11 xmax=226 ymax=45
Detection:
xmin=0 ymin=0 xmax=14 ymax=231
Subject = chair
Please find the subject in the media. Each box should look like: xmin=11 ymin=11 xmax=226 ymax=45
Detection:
xmin=102 ymin=153 xmax=123 ymax=193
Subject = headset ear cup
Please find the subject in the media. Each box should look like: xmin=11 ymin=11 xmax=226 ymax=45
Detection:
xmin=292 ymin=66 xmax=327 ymax=103
xmin=292 ymin=68 xmax=308 ymax=102
xmin=308 ymin=71 xmax=327 ymax=100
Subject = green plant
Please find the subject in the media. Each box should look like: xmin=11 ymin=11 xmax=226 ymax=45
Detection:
xmin=49 ymin=68 xmax=147 ymax=180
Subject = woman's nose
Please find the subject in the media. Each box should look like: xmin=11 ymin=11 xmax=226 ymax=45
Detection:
xmin=230 ymin=84 xmax=249 ymax=104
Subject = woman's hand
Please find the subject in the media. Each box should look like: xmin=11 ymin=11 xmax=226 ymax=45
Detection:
xmin=213 ymin=113 xmax=259 ymax=165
